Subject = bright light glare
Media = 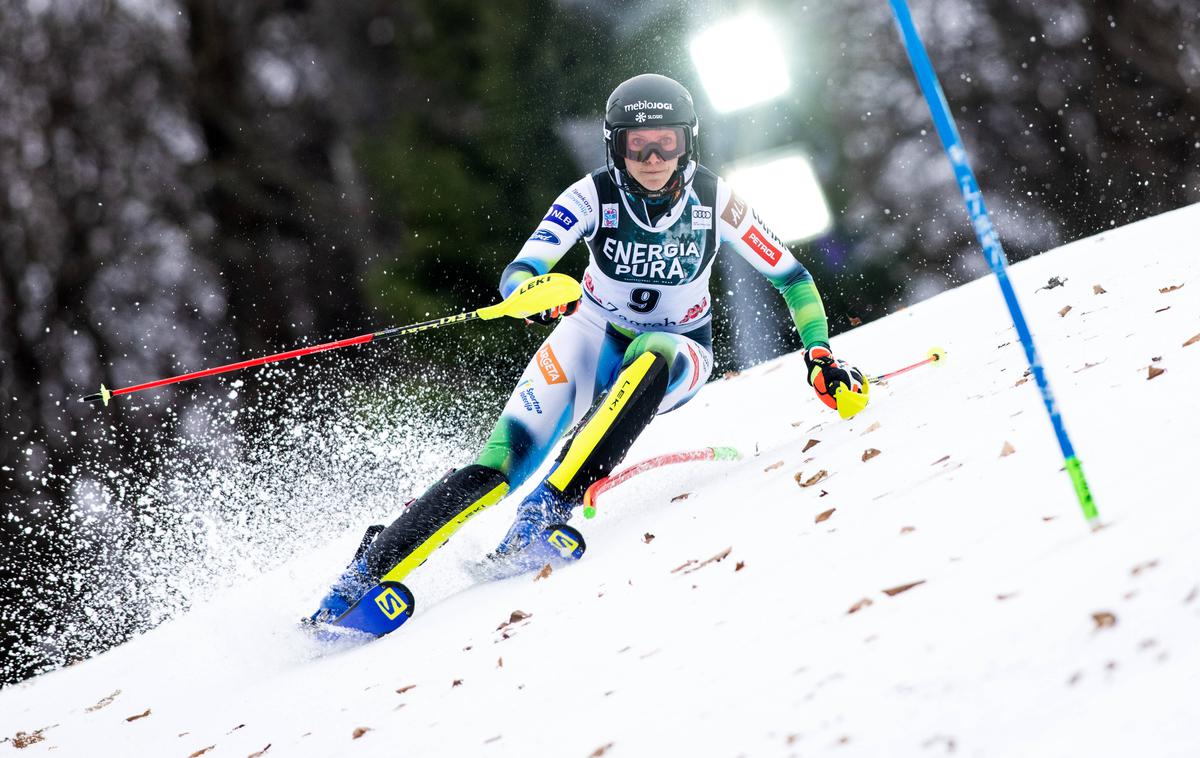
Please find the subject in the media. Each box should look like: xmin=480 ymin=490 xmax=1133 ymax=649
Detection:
xmin=690 ymin=13 xmax=791 ymax=113
xmin=726 ymin=152 xmax=832 ymax=243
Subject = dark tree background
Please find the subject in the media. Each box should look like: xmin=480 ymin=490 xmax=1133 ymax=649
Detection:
xmin=1 ymin=0 xmax=1196 ymax=684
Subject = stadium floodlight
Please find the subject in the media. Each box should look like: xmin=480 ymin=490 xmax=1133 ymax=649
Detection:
xmin=725 ymin=151 xmax=832 ymax=243
xmin=689 ymin=12 xmax=791 ymax=113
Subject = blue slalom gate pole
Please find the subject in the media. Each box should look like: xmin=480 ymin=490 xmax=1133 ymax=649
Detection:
xmin=887 ymin=0 xmax=1098 ymax=526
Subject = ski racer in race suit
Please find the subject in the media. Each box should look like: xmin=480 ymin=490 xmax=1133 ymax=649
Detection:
xmin=310 ymin=74 xmax=865 ymax=622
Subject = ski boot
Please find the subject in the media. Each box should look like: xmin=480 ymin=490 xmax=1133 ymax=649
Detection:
xmin=482 ymin=481 xmax=586 ymax=578
xmin=308 ymin=524 xmax=384 ymax=625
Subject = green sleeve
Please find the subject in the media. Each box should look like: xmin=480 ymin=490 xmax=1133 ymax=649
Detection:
xmin=770 ymin=268 xmax=829 ymax=349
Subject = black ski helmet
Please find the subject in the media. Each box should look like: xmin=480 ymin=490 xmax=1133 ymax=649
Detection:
xmin=604 ymin=74 xmax=699 ymax=199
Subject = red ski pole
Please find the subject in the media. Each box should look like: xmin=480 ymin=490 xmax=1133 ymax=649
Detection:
xmin=869 ymin=346 xmax=946 ymax=384
xmin=582 ymin=446 xmax=742 ymax=519
xmin=82 ymin=273 xmax=581 ymax=406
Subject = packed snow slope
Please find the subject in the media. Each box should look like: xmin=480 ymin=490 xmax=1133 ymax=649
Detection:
xmin=3 ymin=203 xmax=1199 ymax=757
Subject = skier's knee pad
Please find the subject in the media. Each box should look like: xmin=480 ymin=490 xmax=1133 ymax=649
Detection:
xmin=546 ymin=351 xmax=668 ymax=501
xmin=366 ymin=464 xmax=509 ymax=582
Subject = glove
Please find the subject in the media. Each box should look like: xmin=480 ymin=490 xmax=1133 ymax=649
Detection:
xmin=524 ymin=298 xmax=580 ymax=327
xmin=804 ymin=345 xmax=865 ymax=412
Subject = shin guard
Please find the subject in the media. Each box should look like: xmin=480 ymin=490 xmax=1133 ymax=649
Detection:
xmin=365 ymin=465 xmax=509 ymax=583
xmin=546 ymin=352 xmax=669 ymax=502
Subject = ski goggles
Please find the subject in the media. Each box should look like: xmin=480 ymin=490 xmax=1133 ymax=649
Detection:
xmin=613 ymin=126 xmax=689 ymax=163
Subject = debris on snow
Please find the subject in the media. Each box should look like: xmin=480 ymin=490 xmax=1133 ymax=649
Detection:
xmin=1155 ymin=306 xmax=1171 ymax=313
xmin=1184 ymin=333 xmax=1200 ymax=347
xmin=931 ymin=455 xmax=950 ymax=465
xmin=590 ymin=742 xmax=614 ymax=757
xmin=862 ymin=448 xmax=881 ymax=462
xmin=1147 ymin=365 xmax=1165 ymax=380
xmin=86 ymin=690 xmax=121 ymax=712
xmin=247 ymin=745 xmax=271 ymax=758
xmin=395 ymin=685 xmax=416 ymax=695
xmin=187 ymin=746 xmax=215 ymax=757
xmin=642 ymin=533 xmax=655 ymax=544
xmin=352 ymin=727 xmax=371 ymax=739
xmin=1058 ymin=305 xmax=1072 ymax=317
xmin=849 ymin=316 xmax=863 ymax=326
xmin=497 ymin=657 xmax=503 ymax=668
xmin=126 ymin=709 xmax=151 ymax=722
xmin=1185 ymin=587 xmax=1198 ymax=604
xmin=922 ymin=735 xmax=957 ymax=753
xmin=1131 ymin=560 xmax=1159 ymax=576
xmin=1092 ymin=612 xmax=1117 ymax=630
xmin=796 ymin=470 xmax=828 ymax=487
xmin=1158 ymin=283 xmax=1184 ymax=293
xmin=763 ymin=460 xmax=784 ymax=472
xmin=735 ymin=561 xmax=746 ymax=571
xmin=900 ymin=526 xmax=915 ymax=534
xmin=679 ymin=547 xmax=733 ymax=575
xmin=1037 ymin=276 xmax=1067 ymax=291
xmin=847 ymin=598 xmax=873 ymax=614
xmin=882 ymin=580 xmax=925 ymax=597
xmin=671 ymin=492 xmax=691 ymax=503
xmin=815 ymin=508 xmax=836 ymax=524
xmin=534 ymin=564 xmax=553 ymax=581
xmin=452 ymin=679 xmax=463 ymax=687
xmin=497 ymin=611 xmax=532 ymax=631
xmin=722 ymin=370 xmax=741 ymax=379
xmin=1000 ymin=441 xmax=1016 ymax=457
xmin=803 ymin=438 xmax=821 ymax=452
xmin=996 ymin=593 xmax=1017 ymax=601
xmin=11 ymin=729 xmax=50 ymax=748
xmin=1073 ymin=362 xmax=1100 ymax=373
xmin=819 ymin=490 xmax=829 ymax=497
xmin=861 ymin=421 xmax=881 ymax=435
xmin=1093 ymin=284 xmax=1107 ymax=294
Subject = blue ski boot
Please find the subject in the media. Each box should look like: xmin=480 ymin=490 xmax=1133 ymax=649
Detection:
xmin=492 ymin=481 xmax=575 ymax=557
xmin=483 ymin=481 xmax=586 ymax=578
xmin=309 ymin=524 xmax=384 ymax=624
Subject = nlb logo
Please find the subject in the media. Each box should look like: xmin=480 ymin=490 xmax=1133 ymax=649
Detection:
xmin=375 ymin=587 xmax=409 ymax=620
xmin=548 ymin=529 xmax=579 ymax=557
xmin=742 ymin=225 xmax=783 ymax=266
xmin=543 ymin=204 xmax=578 ymax=231
xmin=536 ymin=344 xmax=567 ymax=385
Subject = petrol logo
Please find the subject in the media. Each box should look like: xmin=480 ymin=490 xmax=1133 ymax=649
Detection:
xmin=375 ymin=587 xmax=409 ymax=620
xmin=741 ymin=225 xmax=783 ymax=265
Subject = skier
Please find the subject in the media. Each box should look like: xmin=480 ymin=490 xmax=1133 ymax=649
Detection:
xmin=311 ymin=73 xmax=865 ymax=624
